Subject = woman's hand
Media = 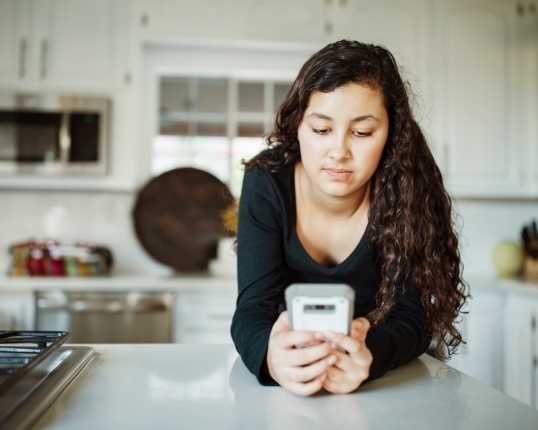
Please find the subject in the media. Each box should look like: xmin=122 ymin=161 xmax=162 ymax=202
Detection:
xmin=321 ymin=317 xmax=373 ymax=394
xmin=267 ymin=311 xmax=337 ymax=397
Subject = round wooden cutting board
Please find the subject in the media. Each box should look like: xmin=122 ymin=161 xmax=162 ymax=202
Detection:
xmin=132 ymin=168 xmax=234 ymax=272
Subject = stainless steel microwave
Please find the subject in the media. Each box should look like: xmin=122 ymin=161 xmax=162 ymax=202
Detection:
xmin=0 ymin=93 xmax=110 ymax=175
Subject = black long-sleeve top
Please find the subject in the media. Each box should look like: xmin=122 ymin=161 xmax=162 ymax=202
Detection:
xmin=231 ymin=152 xmax=432 ymax=386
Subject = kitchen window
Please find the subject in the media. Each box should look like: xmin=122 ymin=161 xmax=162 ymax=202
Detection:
xmin=153 ymin=77 xmax=292 ymax=196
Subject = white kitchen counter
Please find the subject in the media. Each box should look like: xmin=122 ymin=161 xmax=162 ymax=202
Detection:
xmin=33 ymin=344 xmax=538 ymax=430
xmin=0 ymin=275 xmax=237 ymax=293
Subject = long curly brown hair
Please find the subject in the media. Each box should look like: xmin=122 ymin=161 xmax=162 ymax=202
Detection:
xmin=244 ymin=39 xmax=469 ymax=358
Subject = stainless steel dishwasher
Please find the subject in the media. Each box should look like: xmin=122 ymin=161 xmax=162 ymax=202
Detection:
xmin=35 ymin=291 xmax=174 ymax=343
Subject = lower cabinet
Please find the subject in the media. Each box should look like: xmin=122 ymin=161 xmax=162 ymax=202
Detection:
xmin=0 ymin=289 xmax=238 ymax=345
xmin=0 ymin=291 xmax=34 ymax=331
xmin=173 ymin=292 xmax=236 ymax=344
xmin=503 ymin=293 xmax=538 ymax=408
xmin=447 ymin=291 xmax=504 ymax=391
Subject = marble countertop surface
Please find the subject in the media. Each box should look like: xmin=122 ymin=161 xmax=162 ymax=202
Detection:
xmin=33 ymin=344 xmax=538 ymax=430
xmin=0 ymin=274 xmax=237 ymax=293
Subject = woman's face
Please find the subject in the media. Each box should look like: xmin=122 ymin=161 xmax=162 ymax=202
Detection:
xmin=297 ymin=83 xmax=389 ymax=199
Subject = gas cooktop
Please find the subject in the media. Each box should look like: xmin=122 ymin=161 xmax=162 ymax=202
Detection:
xmin=0 ymin=331 xmax=95 ymax=429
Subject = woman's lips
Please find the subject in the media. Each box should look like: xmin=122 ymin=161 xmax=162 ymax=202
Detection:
xmin=323 ymin=168 xmax=353 ymax=179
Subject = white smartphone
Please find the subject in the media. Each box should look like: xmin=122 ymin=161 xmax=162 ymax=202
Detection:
xmin=285 ymin=283 xmax=355 ymax=335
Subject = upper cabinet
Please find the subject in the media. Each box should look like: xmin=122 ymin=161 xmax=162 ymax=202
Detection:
xmin=330 ymin=0 xmax=432 ymax=84
xmin=434 ymin=0 xmax=538 ymax=198
xmin=0 ymin=0 xmax=126 ymax=89
xmin=132 ymin=0 xmax=327 ymax=44
xmin=0 ymin=0 xmax=30 ymax=82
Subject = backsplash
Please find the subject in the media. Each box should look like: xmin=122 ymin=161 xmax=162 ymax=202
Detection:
xmin=0 ymin=189 xmax=536 ymax=278
xmin=0 ymin=189 xmax=172 ymax=276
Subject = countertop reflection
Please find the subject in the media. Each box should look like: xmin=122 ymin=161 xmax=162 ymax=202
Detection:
xmin=34 ymin=344 xmax=538 ymax=430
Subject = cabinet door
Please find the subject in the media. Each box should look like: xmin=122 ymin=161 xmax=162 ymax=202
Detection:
xmin=134 ymin=0 xmax=235 ymax=40
xmin=503 ymin=294 xmax=535 ymax=407
xmin=32 ymin=0 xmax=125 ymax=87
xmin=0 ymin=291 xmax=34 ymax=331
xmin=447 ymin=291 xmax=503 ymax=390
xmin=234 ymin=0 xmax=325 ymax=43
xmin=332 ymin=0 xmax=432 ymax=84
xmin=0 ymin=0 xmax=30 ymax=82
xmin=436 ymin=0 xmax=527 ymax=197
xmin=174 ymin=292 xmax=236 ymax=344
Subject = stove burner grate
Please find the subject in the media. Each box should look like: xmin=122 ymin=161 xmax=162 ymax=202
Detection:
xmin=0 ymin=331 xmax=70 ymax=391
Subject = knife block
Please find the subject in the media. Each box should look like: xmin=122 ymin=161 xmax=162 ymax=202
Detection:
xmin=524 ymin=257 xmax=538 ymax=283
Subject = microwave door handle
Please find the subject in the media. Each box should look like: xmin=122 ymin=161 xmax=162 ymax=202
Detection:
xmin=59 ymin=113 xmax=71 ymax=164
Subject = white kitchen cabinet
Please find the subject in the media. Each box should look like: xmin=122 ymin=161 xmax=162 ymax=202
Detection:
xmin=503 ymin=293 xmax=538 ymax=408
xmin=433 ymin=0 xmax=535 ymax=198
xmin=174 ymin=291 xmax=236 ymax=344
xmin=0 ymin=0 xmax=31 ymax=82
xmin=330 ymin=0 xmax=432 ymax=85
xmin=0 ymin=291 xmax=34 ymax=331
xmin=0 ymin=0 xmax=126 ymax=89
xmin=132 ymin=0 xmax=327 ymax=44
xmin=132 ymin=0 xmax=236 ymax=40
xmin=447 ymin=290 xmax=504 ymax=390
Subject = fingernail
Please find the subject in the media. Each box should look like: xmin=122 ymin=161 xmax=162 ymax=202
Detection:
xmin=328 ymin=355 xmax=336 ymax=365
xmin=320 ymin=373 xmax=327 ymax=381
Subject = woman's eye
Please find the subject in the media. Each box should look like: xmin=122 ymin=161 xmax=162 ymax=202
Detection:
xmin=312 ymin=128 xmax=329 ymax=135
xmin=354 ymin=131 xmax=373 ymax=137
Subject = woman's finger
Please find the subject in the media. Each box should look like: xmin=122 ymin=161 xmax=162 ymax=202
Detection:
xmin=289 ymin=354 xmax=336 ymax=382
xmin=288 ymin=373 xmax=326 ymax=397
xmin=287 ymin=339 xmax=333 ymax=366
xmin=351 ymin=318 xmax=370 ymax=342
xmin=278 ymin=330 xmax=318 ymax=349
xmin=323 ymin=330 xmax=363 ymax=358
xmin=272 ymin=310 xmax=290 ymax=333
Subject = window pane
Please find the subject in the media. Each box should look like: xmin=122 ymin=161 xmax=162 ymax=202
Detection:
xmin=160 ymin=121 xmax=189 ymax=136
xmin=237 ymin=122 xmax=264 ymax=137
xmin=274 ymin=82 xmax=292 ymax=112
xmin=198 ymin=79 xmax=228 ymax=113
xmin=238 ymin=82 xmax=264 ymax=112
xmin=198 ymin=122 xmax=227 ymax=137
xmin=160 ymin=77 xmax=190 ymax=112
xmin=230 ymin=137 xmax=267 ymax=196
xmin=152 ymin=135 xmax=230 ymax=183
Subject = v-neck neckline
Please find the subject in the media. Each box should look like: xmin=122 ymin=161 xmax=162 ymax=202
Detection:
xmin=289 ymin=157 xmax=371 ymax=275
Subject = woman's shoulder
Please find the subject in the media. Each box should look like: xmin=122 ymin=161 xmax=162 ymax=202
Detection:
xmin=241 ymin=148 xmax=298 ymax=205
xmin=245 ymin=148 xmax=298 ymax=180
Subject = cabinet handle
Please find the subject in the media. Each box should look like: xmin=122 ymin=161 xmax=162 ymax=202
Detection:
xmin=19 ymin=38 xmax=26 ymax=78
xmin=40 ymin=39 xmax=48 ymax=79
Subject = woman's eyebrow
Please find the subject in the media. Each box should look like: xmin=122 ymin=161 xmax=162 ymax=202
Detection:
xmin=306 ymin=112 xmax=381 ymax=123
xmin=351 ymin=114 xmax=381 ymax=123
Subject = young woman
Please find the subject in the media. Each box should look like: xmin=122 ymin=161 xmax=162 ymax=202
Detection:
xmin=231 ymin=40 xmax=468 ymax=397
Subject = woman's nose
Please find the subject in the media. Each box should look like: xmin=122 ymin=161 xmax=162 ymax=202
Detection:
xmin=328 ymin=132 xmax=351 ymax=161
